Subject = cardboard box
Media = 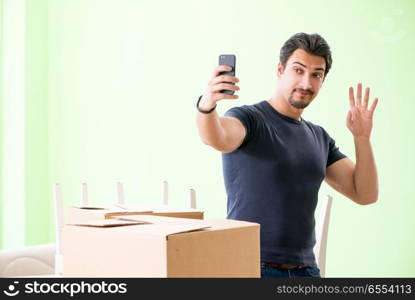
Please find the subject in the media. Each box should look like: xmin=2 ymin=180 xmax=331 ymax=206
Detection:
xmin=67 ymin=204 xmax=204 ymax=224
xmin=62 ymin=214 xmax=260 ymax=277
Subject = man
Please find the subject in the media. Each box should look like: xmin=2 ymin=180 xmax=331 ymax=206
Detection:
xmin=196 ymin=33 xmax=379 ymax=278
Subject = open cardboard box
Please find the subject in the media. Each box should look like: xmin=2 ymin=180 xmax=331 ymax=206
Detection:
xmin=62 ymin=214 xmax=260 ymax=277
xmin=67 ymin=203 xmax=204 ymax=224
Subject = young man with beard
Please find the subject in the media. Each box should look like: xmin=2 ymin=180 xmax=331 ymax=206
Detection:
xmin=196 ymin=33 xmax=379 ymax=278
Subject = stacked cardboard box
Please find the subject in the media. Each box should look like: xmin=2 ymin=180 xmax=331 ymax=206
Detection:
xmin=62 ymin=214 xmax=260 ymax=277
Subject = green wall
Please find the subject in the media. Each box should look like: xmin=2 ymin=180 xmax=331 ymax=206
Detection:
xmin=2 ymin=0 xmax=415 ymax=277
xmin=25 ymin=0 xmax=51 ymax=246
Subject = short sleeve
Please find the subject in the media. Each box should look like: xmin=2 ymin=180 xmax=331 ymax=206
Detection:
xmin=224 ymin=106 xmax=257 ymax=147
xmin=326 ymin=134 xmax=347 ymax=167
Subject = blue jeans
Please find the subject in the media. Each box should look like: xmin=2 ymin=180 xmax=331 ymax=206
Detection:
xmin=261 ymin=262 xmax=321 ymax=278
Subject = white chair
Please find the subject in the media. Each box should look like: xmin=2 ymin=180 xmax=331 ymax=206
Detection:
xmin=0 ymin=183 xmax=65 ymax=277
xmin=313 ymin=194 xmax=333 ymax=278
xmin=0 ymin=243 xmax=56 ymax=277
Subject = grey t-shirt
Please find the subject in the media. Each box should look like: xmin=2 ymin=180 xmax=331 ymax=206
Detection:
xmin=222 ymin=100 xmax=346 ymax=266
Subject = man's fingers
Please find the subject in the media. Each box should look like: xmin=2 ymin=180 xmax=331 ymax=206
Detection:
xmin=356 ymin=83 xmax=362 ymax=107
xmin=363 ymin=87 xmax=370 ymax=109
xmin=369 ymin=97 xmax=379 ymax=114
xmin=212 ymin=83 xmax=240 ymax=93
xmin=210 ymin=75 xmax=239 ymax=85
xmin=349 ymin=87 xmax=355 ymax=108
xmin=212 ymin=65 xmax=233 ymax=78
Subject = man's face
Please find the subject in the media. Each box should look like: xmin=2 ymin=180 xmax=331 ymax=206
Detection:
xmin=277 ymin=49 xmax=326 ymax=109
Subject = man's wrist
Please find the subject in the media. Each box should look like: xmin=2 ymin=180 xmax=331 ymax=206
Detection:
xmin=353 ymin=135 xmax=371 ymax=143
xmin=197 ymin=95 xmax=217 ymax=114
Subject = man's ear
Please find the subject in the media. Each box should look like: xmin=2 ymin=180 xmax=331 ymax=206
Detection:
xmin=277 ymin=62 xmax=284 ymax=78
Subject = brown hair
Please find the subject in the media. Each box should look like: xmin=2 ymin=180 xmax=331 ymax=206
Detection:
xmin=280 ymin=33 xmax=332 ymax=78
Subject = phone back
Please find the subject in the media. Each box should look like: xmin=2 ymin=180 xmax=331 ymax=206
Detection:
xmin=219 ymin=54 xmax=236 ymax=95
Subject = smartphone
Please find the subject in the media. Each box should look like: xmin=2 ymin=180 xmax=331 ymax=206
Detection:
xmin=219 ymin=54 xmax=236 ymax=95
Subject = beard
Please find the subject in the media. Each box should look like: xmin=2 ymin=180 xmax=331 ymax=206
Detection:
xmin=287 ymin=88 xmax=313 ymax=109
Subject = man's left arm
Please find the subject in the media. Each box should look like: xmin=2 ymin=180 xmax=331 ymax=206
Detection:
xmin=325 ymin=83 xmax=379 ymax=205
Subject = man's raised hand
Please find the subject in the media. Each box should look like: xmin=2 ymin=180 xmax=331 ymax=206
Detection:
xmin=347 ymin=83 xmax=379 ymax=139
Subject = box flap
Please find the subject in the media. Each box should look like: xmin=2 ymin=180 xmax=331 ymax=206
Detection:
xmin=200 ymin=218 xmax=260 ymax=230
xmin=149 ymin=224 xmax=211 ymax=236
xmin=113 ymin=215 xmax=210 ymax=236
xmin=67 ymin=219 xmax=149 ymax=227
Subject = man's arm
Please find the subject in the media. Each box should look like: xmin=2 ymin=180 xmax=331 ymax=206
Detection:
xmin=325 ymin=144 xmax=378 ymax=205
xmin=325 ymin=83 xmax=379 ymax=205
xmin=196 ymin=65 xmax=246 ymax=153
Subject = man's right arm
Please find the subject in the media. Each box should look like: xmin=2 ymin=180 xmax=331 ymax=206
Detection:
xmin=196 ymin=65 xmax=246 ymax=153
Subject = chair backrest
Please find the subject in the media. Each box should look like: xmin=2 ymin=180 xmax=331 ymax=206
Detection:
xmin=313 ymin=194 xmax=333 ymax=278
xmin=159 ymin=181 xmax=197 ymax=209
